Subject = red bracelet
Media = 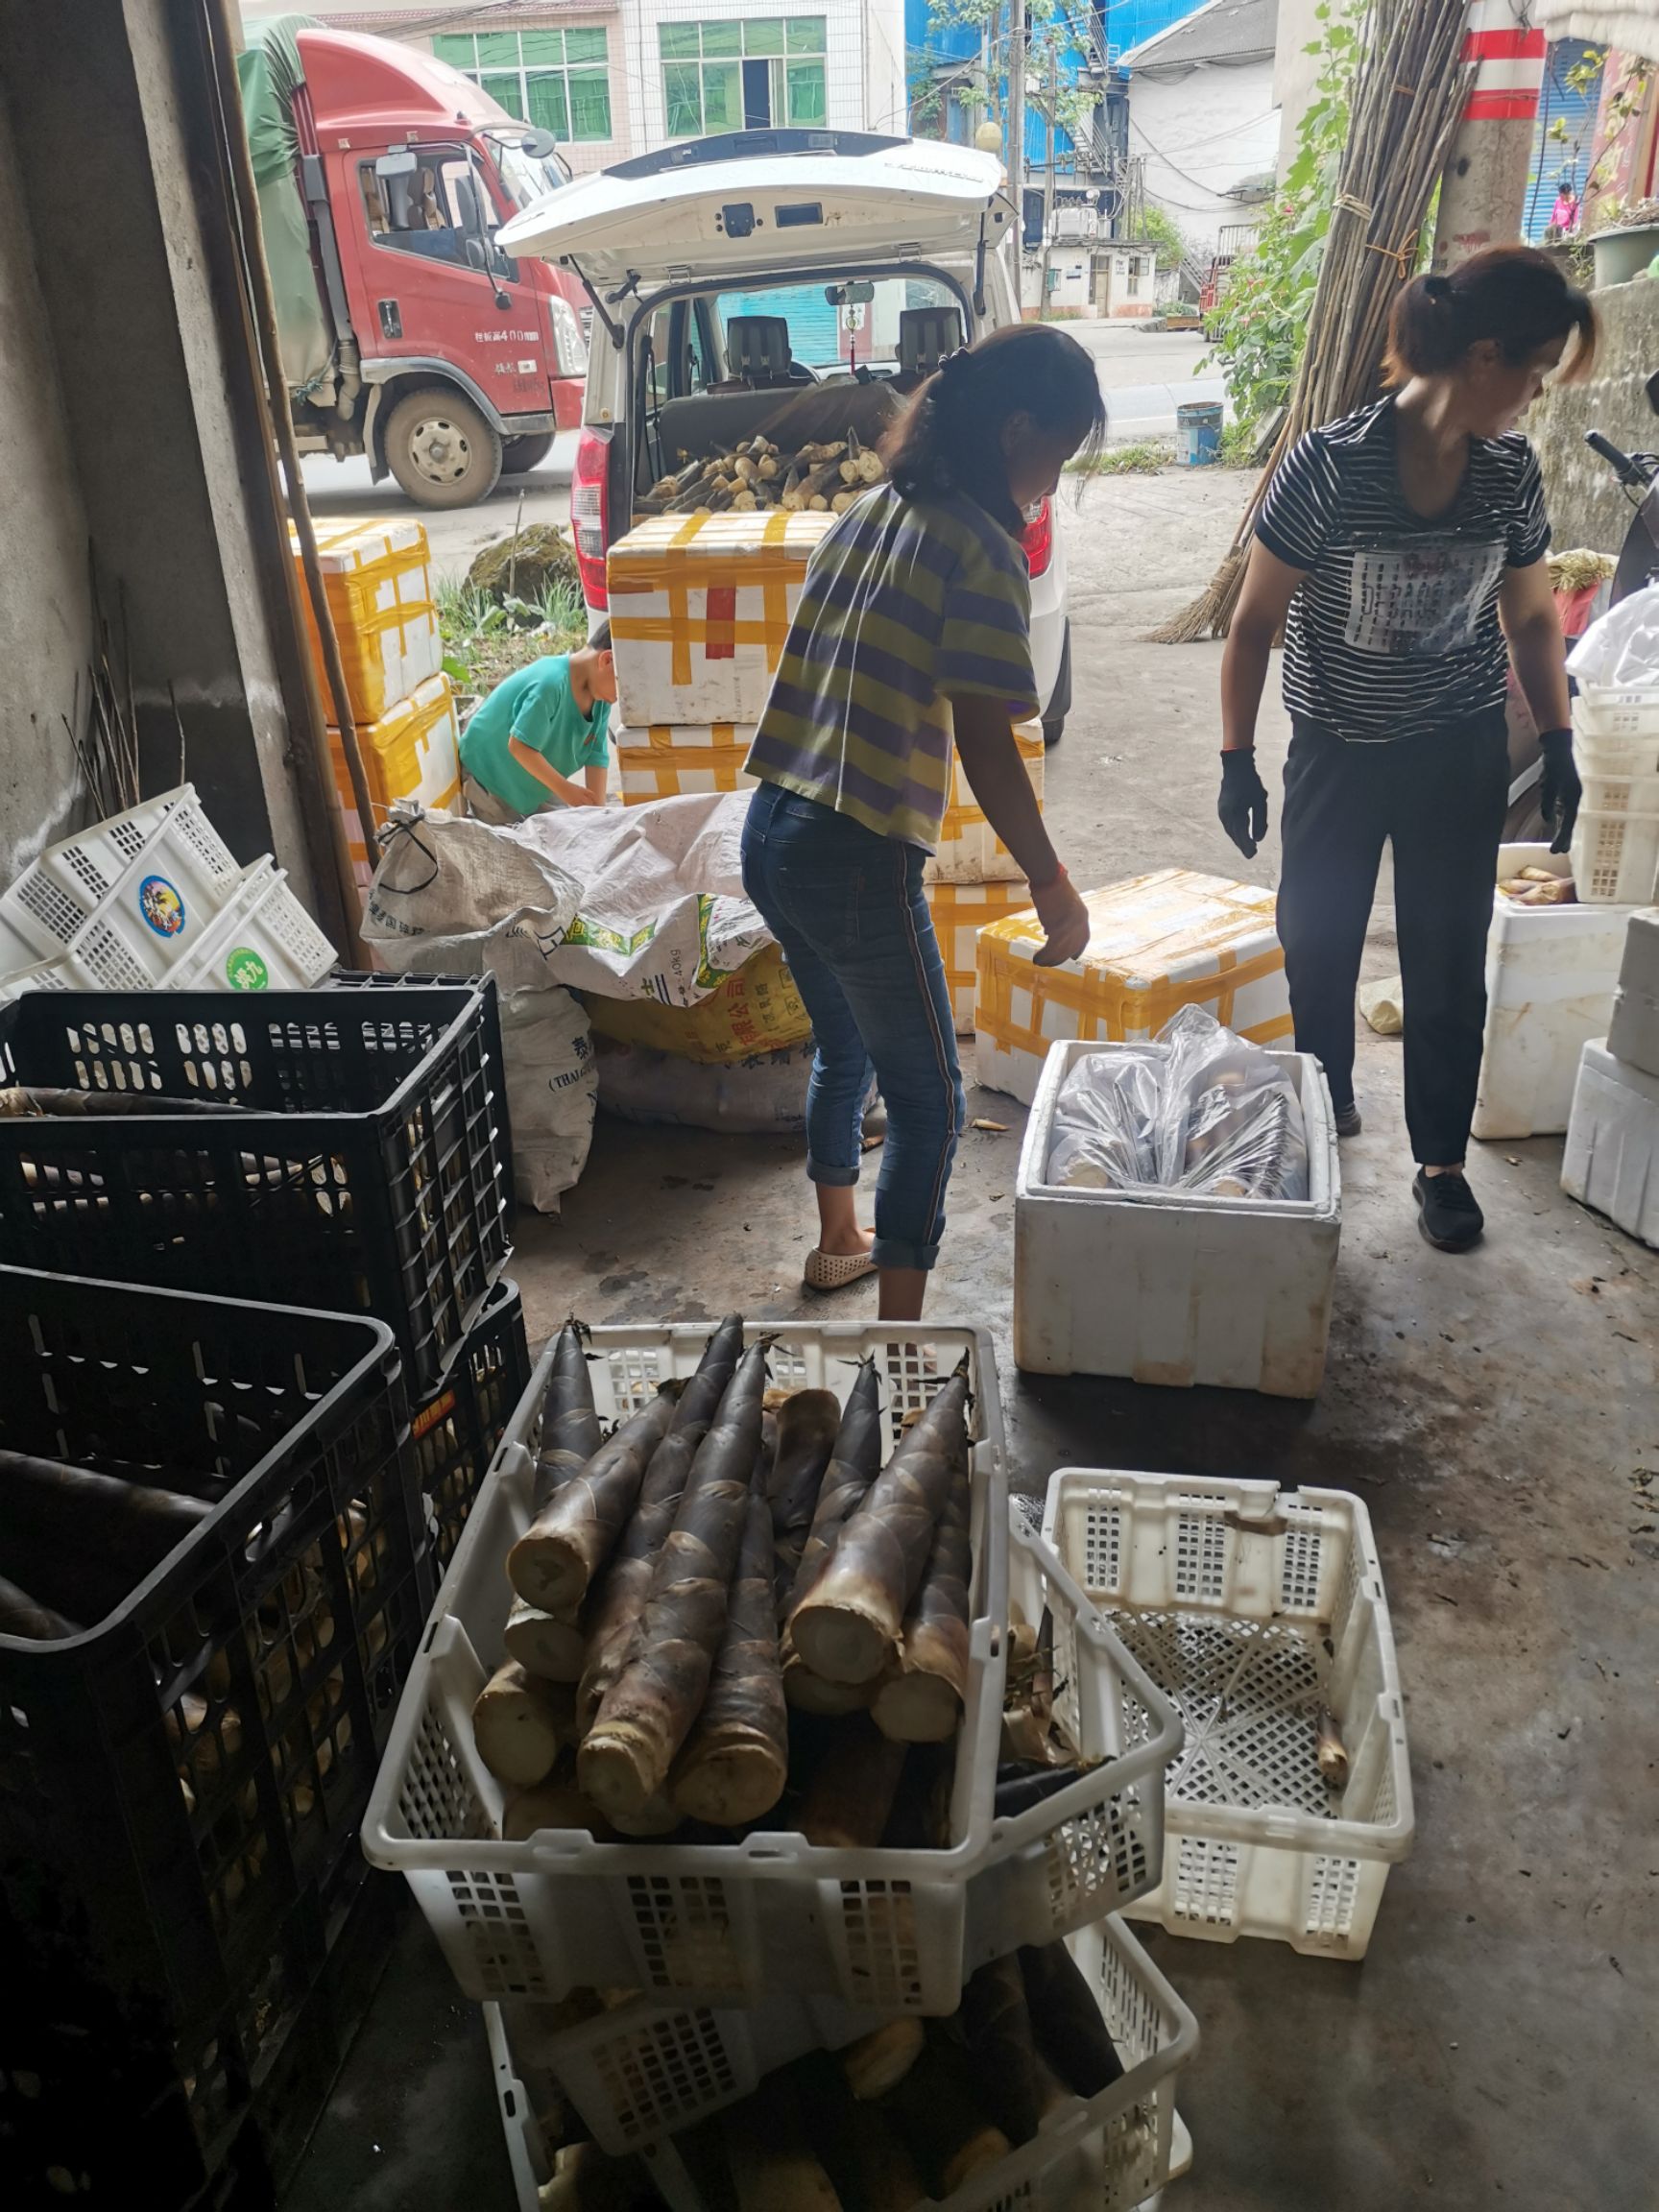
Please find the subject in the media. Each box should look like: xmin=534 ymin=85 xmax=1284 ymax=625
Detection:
xmin=1030 ymin=861 xmax=1068 ymax=895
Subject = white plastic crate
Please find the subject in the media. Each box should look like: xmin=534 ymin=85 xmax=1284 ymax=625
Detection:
xmin=466 ymin=1503 xmax=1180 ymax=2161
xmin=1607 ymin=908 xmax=1659 ymax=1078
xmin=1043 ymin=1471 xmax=1413 ymax=1958
xmin=1473 ymin=844 xmax=1641 ymax=1141
xmin=366 ymin=1322 xmax=1022 ymax=2016
xmin=485 ymin=1915 xmax=1198 ymax=2212
xmin=1578 ymin=767 xmax=1659 ymax=818
xmin=0 ymin=786 xmax=240 ymax=961
xmin=1572 ymin=685 xmax=1659 ymax=746
xmin=1562 ymin=1037 xmax=1659 ymax=1247
xmin=1013 ymin=1040 xmax=1340 ymax=1398
xmin=1571 ymin=804 xmax=1659 ymax=904
xmin=166 ymin=861 xmax=336 ymax=991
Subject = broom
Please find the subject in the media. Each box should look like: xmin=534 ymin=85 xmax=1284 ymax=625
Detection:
xmin=1150 ymin=0 xmax=1475 ymax=645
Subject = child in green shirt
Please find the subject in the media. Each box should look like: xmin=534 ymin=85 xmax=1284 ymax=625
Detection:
xmin=460 ymin=624 xmax=617 ymax=823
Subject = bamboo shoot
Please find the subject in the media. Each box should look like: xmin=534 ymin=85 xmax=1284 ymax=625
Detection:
xmin=0 ymin=1451 xmax=211 ymax=1620
xmin=768 ymin=1387 xmax=840 ymax=1607
xmin=532 ymin=1320 xmax=602 ymax=1512
xmin=503 ymin=1597 xmax=588 ymax=1684
xmin=796 ymin=1715 xmax=906 ymax=1849
xmin=509 ymin=1382 xmax=680 ymax=1615
xmin=871 ymin=1469 xmax=971 ymax=1743
xmin=1019 ymin=1941 xmax=1123 ymax=2096
xmin=670 ymin=1451 xmax=789 ymax=1826
xmin=0 ymin=1575 xmax=79 ymax=1641
xmin=472 ymin=1661 xmax=577 ymax=1788
xmin=581 ymin=1341 xmax=770 ymax=1820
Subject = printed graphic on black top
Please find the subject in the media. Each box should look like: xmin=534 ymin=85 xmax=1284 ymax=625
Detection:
xmin=1345 ymin=535 xmax=1506 ymax=659
xmin=1255 ymin=397 xmax=1550 ymax=743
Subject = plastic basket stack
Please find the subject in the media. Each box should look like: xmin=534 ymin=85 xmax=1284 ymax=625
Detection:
xmin=293 ymin=517 xmax=461 ymax=896
xmin=0 ymin=976 xmax=528 ymax=2209
xmin=1567 ymin=685 xmax=1659 ymax=904
xmin=365 ymin=1323 xmax=1202 ymax=2212
xmin=1563 ymin=904 xmax=1659 ymax=1246
xmin=0 ymin=785 xmax=336 ymax=999
xmin=925 ymin=722 xmax=1049 ymax=1036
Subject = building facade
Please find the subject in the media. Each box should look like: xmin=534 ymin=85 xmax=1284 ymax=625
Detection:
xmin=1120 ymin=0 xmax=1279 ymax=258
xmin=240 ymin=0 xmax=905 ymax=176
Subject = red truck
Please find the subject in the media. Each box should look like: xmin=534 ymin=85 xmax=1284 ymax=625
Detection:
xmin=240 ymin=23 xmax=589 ymax=509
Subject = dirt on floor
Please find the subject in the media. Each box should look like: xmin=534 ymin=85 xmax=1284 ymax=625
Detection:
xmin=291 ymin=465 xmax=1659 ymax=2212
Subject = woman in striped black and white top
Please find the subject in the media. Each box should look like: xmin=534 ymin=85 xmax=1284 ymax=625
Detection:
xmin=1218 ymin=248 xmax=1597 ymax=1254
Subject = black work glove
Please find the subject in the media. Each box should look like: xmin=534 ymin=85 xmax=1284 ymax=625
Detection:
xmin=1539 ymin=728 xmax=1581 ymax=854
xmin=1217 ymin=749 xmax=1270 ymax=859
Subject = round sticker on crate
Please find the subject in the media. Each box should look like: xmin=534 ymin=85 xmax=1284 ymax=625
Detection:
xmin=137 ymin=874 xmax=187 ymax=938
xmin=225 ymin=946 xmax=270 ymax=990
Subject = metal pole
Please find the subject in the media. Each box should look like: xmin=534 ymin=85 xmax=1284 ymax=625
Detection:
xmin=1433 ymin=0 xmax=1546 ymax=268
xmin=1008 ymin=0 xmax=1026 ymax=261
xmin=1039 ymin=42 xmax=1058 ymax=314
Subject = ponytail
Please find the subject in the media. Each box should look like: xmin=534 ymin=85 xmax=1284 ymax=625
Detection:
xmin=1386 ymin=246 xmax=1597 ymax=385
xmin=881 ymin=322 xmax=1106 ymax=535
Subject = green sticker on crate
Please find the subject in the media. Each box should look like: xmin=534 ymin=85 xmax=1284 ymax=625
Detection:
xmin=225 ymin=947 xmax=270 ymax=990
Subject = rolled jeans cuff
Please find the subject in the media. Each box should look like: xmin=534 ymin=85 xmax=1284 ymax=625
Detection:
xmin=872 ymin=1232 xmax=941 ymax=1272
xmin=806 ymin=1155 xmax=860 ymax=1189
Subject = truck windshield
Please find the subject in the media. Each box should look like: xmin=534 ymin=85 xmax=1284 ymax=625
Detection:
xmin=491 ymin=139 xmax=567 ymax=215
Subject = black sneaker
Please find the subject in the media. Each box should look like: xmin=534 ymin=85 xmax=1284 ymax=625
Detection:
xmin=1413 ymin=1168 xmax=1483 ymax=1253
xmin=1333 ymin=1098 xmax=1362 ymax=1138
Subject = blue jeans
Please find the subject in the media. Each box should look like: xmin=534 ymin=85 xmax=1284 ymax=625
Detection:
xmin=741 ymin=782 xmax=966 ymax=1272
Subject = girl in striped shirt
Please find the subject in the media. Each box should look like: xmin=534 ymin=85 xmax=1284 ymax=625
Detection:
xmin=1218 ymin=249 xmax=1596 ymax=1253
xmin=743 ymin=325 xmax=1102 ymax=1320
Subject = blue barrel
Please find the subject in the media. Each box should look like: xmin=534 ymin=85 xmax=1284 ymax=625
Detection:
xmin=1176 ymin=400 xmax=1223 ymax=466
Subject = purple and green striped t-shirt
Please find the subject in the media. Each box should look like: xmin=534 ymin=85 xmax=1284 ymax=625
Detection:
xmin=744 ymin=481 xmax=1039 ymax=849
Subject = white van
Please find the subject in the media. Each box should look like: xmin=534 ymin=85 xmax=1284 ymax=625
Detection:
xmin=498 ymin=129 xmax=1075 ymax=743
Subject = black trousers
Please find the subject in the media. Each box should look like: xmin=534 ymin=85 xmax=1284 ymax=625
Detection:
xmin=1276 ymin=711 xmax=1509 ymax=1166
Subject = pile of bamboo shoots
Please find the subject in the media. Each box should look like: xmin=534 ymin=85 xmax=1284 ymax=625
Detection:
xmin=471 ymin=1315 xmax=976 ymax=1843
xmin=637 ymin=430 xmax=885 ymax=520
xmin=535 ymin=1937 xmax=1123 ymax=2211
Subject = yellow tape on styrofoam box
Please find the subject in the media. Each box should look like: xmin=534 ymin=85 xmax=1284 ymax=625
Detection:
xmin=331 ymin=671 xmax=461 ymax=883
xmin=613 ymin=722 xmax=759 ymax=805
xmin=293 ymin=517 xmax=441 ymax=727
xmin=584 ymin=944 xmax=810 ymax=1065
xmin=606 ymin=511 xmax=832 ymax=729
xmin=974 ymin=868 xmax=1291 ymax=1102
xmin=926 ymin=721 xmax=1046 ymax=885
xmin=926 ymin=878 xmax=1036 ymax=1035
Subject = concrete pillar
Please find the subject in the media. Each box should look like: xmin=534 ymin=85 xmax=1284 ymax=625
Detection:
xmin=1433 ymin=0 xmax=1548 ymax=270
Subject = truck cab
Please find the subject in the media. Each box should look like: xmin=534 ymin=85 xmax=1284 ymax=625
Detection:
xmin=284 ymin=29 xmax=590 ymax=507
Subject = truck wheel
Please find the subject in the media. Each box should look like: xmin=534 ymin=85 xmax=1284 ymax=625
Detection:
xmin=501 ymin=432 xmax=556 ymax=475
xmin=384 ymin=387 xmax=502 ymax=509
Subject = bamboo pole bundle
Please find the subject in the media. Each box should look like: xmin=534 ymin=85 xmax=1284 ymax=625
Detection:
xmin=1151 ymin=0 xmax=1475 ymax=645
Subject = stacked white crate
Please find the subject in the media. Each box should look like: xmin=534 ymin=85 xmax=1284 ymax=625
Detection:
xmin=366 ymin=1321 xmax=1199 ymax=2209
xmin=1567 ymin=685 xmax=1659 ymax=904
xmin=1562 ymin=906 xmax=1659 ymax=1245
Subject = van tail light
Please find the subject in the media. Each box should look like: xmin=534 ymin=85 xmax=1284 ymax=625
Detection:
xmin=571 ymin=426 xmax=611 ymax=610
xmin=1021 ymin=496 xmax=1054 ymax=579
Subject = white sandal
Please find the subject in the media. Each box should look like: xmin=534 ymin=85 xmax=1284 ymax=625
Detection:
xmin=804 ymin=1246 xmax=878 ymax=1291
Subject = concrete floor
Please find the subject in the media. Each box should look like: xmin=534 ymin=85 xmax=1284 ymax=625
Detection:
xmin=290 ymin=468 xmax=1659 ymax=2212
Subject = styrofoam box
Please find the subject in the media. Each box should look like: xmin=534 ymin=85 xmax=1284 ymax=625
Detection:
xmin=1562 ymin=1037 xmax=1659 ymax=1247
xmin=1014 ymin=1040 xmax=1339 ymax=1398
xmin=485 ymin=1915 xmax=1199 ymax=2212
xmin=925 ymin=721 xmax=1046 ymax=886
xmin=1041 ymin=1472 xmax=1413 ymax=1958
xmin=367 ymin=1323 xmax=1030 ymax=2017
xmin=0 ymin=785 xmax=240 ymax=963
xmin=1607 ymin=908 xmax=1659 ymax=1078
xmin=613 ymin=722 xmax=758 ymax=805
xmin=975 ymin=869 xmax=1292 ymax=1107
xmin=1571 ymin=804 xmax=1659 ymax=904
xmin=606 ymin=511 xmax=832 ymax=727
xmin=1472 ymin=844 xmax=1641 ymax=1142
xmin=928 ymin=878 xmax=1034 ymax=1034
xmin=471 ymin=1501 xmax=1181 ymax=2160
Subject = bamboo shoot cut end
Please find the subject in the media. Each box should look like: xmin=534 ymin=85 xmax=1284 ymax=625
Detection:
xmin=872 ymin=1671 xmax=962 ymax=1744
xmin=790 ymin=1603 xmax=897 ymax=1687
xmin=576 ymin=1727 xmax=661 ymax=1823
xmin=671 ymin=1732 xmax=787 ymax=1827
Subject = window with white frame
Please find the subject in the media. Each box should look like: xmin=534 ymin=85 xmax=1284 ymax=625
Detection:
xmin=660 ymin=18 xmax=828 ymax=139
xmin=432 ymin=28 xmax=613 ymax=143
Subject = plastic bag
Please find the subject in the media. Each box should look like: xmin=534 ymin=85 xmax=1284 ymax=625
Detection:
xmin=500 ymin=985 xmax=596 ymax=1214
xmin=596 ymin=1037 xmax=813 ymax=1132
xmin=1045 ymin=1007 xmax=1309 ymax=1202
xmin=1566 ymin=582 xmax=1659 ymax=690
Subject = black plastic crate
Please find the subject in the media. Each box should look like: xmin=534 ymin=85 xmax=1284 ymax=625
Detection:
xmin=409 ymin=1275 xmax=530 ymax=1578
xmin=0 ymin=981 xmax=514 ymax=1394
xmin=0 ymin=1268 xmax=424 ymax=2207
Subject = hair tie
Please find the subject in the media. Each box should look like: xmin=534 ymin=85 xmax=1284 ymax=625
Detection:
xmin=1424 ymin=275 xmax=1453 ymax=303
xmin=940 ymin=347 xmax=974 ymax=377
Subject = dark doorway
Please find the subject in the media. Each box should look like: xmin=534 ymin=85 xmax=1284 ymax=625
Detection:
xmin=742 ymin=59 xmax=772 ymax=129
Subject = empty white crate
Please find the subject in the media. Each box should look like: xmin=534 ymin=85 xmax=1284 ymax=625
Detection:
xmin=485 ymin=1915 xmax=1198 ymax=2212
xmin=1562 ymin=1037 xmax=1659 ymax=1247
xmin=1014 ymin=1039 xmax=1340 ymax=1398
xmin=1473 ymin=844 xmax=1642 ymax=1141
xmin=0 ymin=785 xmax=241 ymax=963
xmin=1572 ymin=685 xmax=1659 ymax=749
xmin=166 ymin=861 xmax=336 ymax=991
xmin=1571 ymin=805 xmax=1659 ymax=904
xmin=1042 ymin=1471 xmax=1413 ymax=1959
xmin=1607 ymin=907 xmax=1659 ymax=1078
xmin=367 ymin=1322 xmax=1022 ymax=2016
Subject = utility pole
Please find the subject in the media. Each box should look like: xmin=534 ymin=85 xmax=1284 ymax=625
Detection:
xmin=1008 ymin=0 xmax=1026 ymax=251
xmin=1039 ymin=42 xmax=1058 ymax=315
xmin=1433 ymin=0 xmax=1546 ymax=268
